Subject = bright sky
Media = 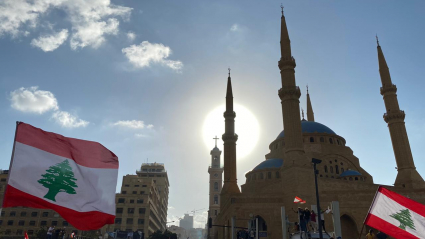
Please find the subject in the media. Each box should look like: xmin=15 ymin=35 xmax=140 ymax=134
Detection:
xmin=1 ymin=0 xmax=425 ymax=228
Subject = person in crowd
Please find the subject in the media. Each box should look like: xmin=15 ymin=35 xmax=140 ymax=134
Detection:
xmin=376 ymin=230 xmax=387 ymax=239
xmin=304 ymin=208 xmax=311 ymax=232
xmin=310 ymin=210 xmax=318 ymax=232
xmin=366 ymin=229 xmax=375 ymax=239
xmin=47 ymin=226 xmax=55 ymax=239
xmin=292 ymin=207 xmax=306 ymax=232
xmin=293 ymin=222 xmax=300 ymax=232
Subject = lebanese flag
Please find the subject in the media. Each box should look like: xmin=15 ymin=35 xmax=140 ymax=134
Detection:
xmin=294 ymin=196 xmax=305 ymax=204
xmin=2 ymin=122 xmax=119 ymax=230
xmin=365 ymin=186 xmax=425 ymax=239
xmin=25 ymin=231 xmax=29 ymax=239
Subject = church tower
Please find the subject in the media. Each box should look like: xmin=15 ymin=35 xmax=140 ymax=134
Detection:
xmin=377 ymin=38 xmax=425 ymax=189
xmin=208 ymin=137 xmax=223 ymax=221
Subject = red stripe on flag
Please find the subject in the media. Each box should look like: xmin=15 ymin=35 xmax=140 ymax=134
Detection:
xmin=365 ymin=213 xmax=419 ymax=239
xmin=3 ymin=185 xmax=114 ymax=230
xmin=16 ymin=123 xmax=118 ymax=169
xmin=379 ymin=187 xmax=425 ymax=218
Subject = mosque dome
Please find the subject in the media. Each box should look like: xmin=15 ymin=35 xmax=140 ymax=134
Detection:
xmin=252 ymin=158 xmax=283 ymax=171
xmin=339 ymin=170 xmax=362 ymax=177
xmin=277 ymin=121 xmax=336 ymax=139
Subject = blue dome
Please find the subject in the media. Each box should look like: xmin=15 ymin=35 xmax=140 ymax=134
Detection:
xmin=277 ymin=121 xmax=336 ymax=139
xmin=253 ymin=158 xmax=283 ymax=171
xmin=339 ymin=170 xmax=362 ymax=177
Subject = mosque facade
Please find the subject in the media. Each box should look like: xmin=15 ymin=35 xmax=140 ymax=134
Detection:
xmin=210 ymin=10 xmax=425 ymax=239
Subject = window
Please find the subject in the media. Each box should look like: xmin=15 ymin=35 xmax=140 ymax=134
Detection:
xmin=253 ymin=174 xmax=257 ymax=180
xmin=115 ymin=218 xmax=122 ymax=224
xmin=341 ymin=168 xmax=344 ymax=173
xmin=138 ymin=219 xmax=144 ymax=225
xmin=276 ymin=172 xmax=280 ymax=179
xmin=128 ymin=208 xmax=135 ymax=214
xmin=121 ymin=191 xmax=127 ymax=194
xmin=139 ymin=208 xmax=146 ymax=214
xmin=52 ymin=221 xmax=58 ymax=226
xmin=260 ymin=173 xmax=264 ymax=179
xmin=320 ymin=137 xmax=324 ymax=142
xmin=28 ymin=230 xmax=34 ymax=235
xmin=140 ymin=191 xmax=145 ymax=194
xmin=132 ymin=191 xmax=137 ymax=194
xmin=116 ymin=208 xmax=123 ymax=214
xmin=214 ymin=210 xmax=218 ymax=216
xmin=135 ymin=185 xmax=139 ymax=187
xmin=0 ymin=178 xmax=6 ymax=182
xmin=17 ymin=230 xmax=23 ymax=235
xmin=142 ymin=185 xmax=147 ymax=187
xmin=18 ymin=220 xmax=25 ymax=226
xmin=10 ymin=211 xmax=16 ymax=216
xmin=329 ymin=138 xmax=333 ymax=144
xmin=324 ymin=166 xmax=328 ymax=173
xmin=330 ymin=166 xmax=333 ymax=173
xmin=0 ymin=220 xmax=2 ymax=225
xmin=137 ymin=199 xmax=143 ymax=204
xmin=310 ymin=137 xmax=314 ymax=143
xmin=1 ymin=211 xmax=4 ymax=216
xmin=20 ymin=212 xmax=27 ymax=217
xmin=29 ymin=221 xmax=36 ymax=226
xmin=214 ymin=182 xmax=218 ymax=191
xmin=355 ymin=177 xmax=359 ymax=181
xmin=337 ymin=140 xmax=340 ymax=145
xmin=267 ymin=172 xmax=272 ymax=179
xmin=63 ymin=221 xmax=68 ymax=226
xmin=124 ymin=184 xmax=129 ymax=187
xmin=130 ymin=200 xmax=134 ymax=203
xmin=42 ymin=212 xmax=49 ymax=217
xmin=335 ymin=165 xmax=339 ymax=174
xmin=7 ymin=220 xmax=13 ymax=225
xmin=31 ymin=212 xmax=38 ymax=217
xmin=214 ymin=195 xmax=218 ymax=204
xmin=118 ymin=198 xmax=125 ymax=203
xmin=41 ymin=221 xmax=47 ymax=226
xmin=126 ymin=219 xmax=133 ymax=224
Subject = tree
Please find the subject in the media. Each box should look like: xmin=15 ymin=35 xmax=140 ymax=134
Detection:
xmin=390 ymin=209 xmax=416 ymax=231
xmin=38 ymin=159 xmax=78 ymax=202
xmin=34 ymin=227 xmax=47 ymax=239
xmin=148 ymin=230 xmax=177 ymax=239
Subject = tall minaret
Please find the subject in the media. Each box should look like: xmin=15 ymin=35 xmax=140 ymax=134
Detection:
xmin=208 ymin=137 xmax=223 ymax=222
xmin=221 ymin=69 xmax=241 ymax=198
xmin=278 ymin=7 xmax=304 ymax=155
xmin=377 ymin=38 xmax=424 ymax=188
xmin=306 ymin=86 xmax=315 ymax=122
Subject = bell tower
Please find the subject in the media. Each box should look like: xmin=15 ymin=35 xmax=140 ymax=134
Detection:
xmin=208 ymin=136 xmax=223 ymax=222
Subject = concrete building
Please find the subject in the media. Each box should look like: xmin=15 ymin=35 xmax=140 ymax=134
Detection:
xmin=207 ymin=137 xmax=223 ymax=238
xmin=178 ymin=214 xmax=193 ymax=230
xmin=212 ymin=9 xmax=425 ymax=239
xmin=167 ymin=225 xmax=188 ymax=239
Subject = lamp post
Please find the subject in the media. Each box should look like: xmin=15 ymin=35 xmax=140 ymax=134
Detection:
xmin=312 ymin=158 xmax=323 ymax=239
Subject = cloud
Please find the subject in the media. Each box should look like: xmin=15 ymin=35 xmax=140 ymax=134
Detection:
xmin=134 ymin=133 xmax=148 ymax=138
xmin=230 ymin=24 xmax=239 ymax=32
xmin=113 ymin=120 xmax=153 ymax=129
xmin=0 ymin=0 xmax=132 ymax=50
xmin=31 ymin=29 xmax=69 ymax=52
xmin=122 ymin=41 xmax=183 ymax=71
xmin=10 ymin=87 xmax=59 ymax=114
xmin=127 ymin=31 xmax=136 ymax=41
xmin=52 ymin=110 xmax=89 ymax=128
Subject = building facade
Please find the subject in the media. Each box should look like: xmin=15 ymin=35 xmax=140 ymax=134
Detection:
xmin=178 ymin=214 xmax=193 ymax=231
xmin=207 ymin=138 xmax=223 ymax=225
xmin=212 ymin=10 xmax=425 ymax=239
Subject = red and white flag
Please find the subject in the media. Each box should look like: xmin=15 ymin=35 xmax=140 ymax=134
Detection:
xmin=25 ymin=231 xmax=29 ymax=239
xmin=365 ymin=186 xmax=425 ymax=239
xmin=294 ymin=196 xmax=306 ymax=204
xmin=2 ymin=122 xmax=119 ymax=230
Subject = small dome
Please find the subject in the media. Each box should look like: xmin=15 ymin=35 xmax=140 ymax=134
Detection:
xmin=339 ymin=170 xmax=362 ymax=177
xmin=277 ymin=121 xmax=336 ymax=139
xmin=253 ymin=158 xmax=283 ymax=171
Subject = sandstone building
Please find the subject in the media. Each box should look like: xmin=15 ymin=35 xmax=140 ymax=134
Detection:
xmin=212 ymin=9 xmax=425 ymax=239
xmin=207 ymin=137 xmax=223 ymax=237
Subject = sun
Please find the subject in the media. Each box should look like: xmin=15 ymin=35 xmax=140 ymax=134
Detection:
xmin=202 ymin=103 xmax=260 ymax=160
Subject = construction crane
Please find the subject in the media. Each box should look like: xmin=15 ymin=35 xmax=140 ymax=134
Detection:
xmin=190 ymin=208 xmax=206 ymax=216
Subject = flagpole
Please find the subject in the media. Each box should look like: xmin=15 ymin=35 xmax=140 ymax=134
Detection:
xmin=357 ymin=185 xmax=381 ymax=239
xmin=1 ymin=121 xmax=21 ymax=208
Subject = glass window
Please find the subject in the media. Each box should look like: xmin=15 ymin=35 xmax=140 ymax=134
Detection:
xmin=135 ymin=185 xmax=139 ymax=187
xmin=260 ymin=173 xmax=264 ymax=179
xmin=42 ymin=212 xmax=49 ymax=217
xmin=320 ymin=137 xmax=324 ymax=142
xmin=8 ymin=220 xmax=13 ymax=225
xmin=214 ymin=195 xmax=218 ymax=204
xmin=31 ymin=212 xmax=38 ymax=217
xmin=275 ymin=172 xmax=280 ymax=179
xmin=140 ymin=191 xmax=145 ymax=194
xmin=29 ymin=221 xmax=36 ymax=226
xmin=63 ymin=221 xmax=68 ymax=226
xmin=214 ymin=182 xmax=218 ymax=191
xmin=20 ymin=212 xmax=27 ymax=217
xmin=18 ymin=220 xmax=25 ymax=226
xmin=335 ymin=165 xmax=339 ymax=174
xmin=214 ymin=210 xmax=217 ymax=216
xmin=121 ymin=191 xmax=127 ymax=194
xmin=132 ymin=191 xmax=137 ymax=194
xmin=139 ymin=208 xmax=146 ymax=214
xmin=130 ymin=200 xmax=134 ymax=203
xmin=324 ymin=166 xmax=328 ymax=173
xmin=10 ymin=211 xmax=16 ymax=216
xmin=28 ymin=230 xmax=34 ymax=235
xmin=40 ymin=221 xmax=47 ymax=226
xmin=142 ymin=185 xmax=147 ymax=187
xmin=126 ymin=219 xmax=133 ymax=224
xmin=115 ymin=218 xmax=122 ymax=224
xmin=124 ymin=184 xmax=129 ymax=187
xmin=329 ymin=138 xmax=333 ymax=144
xmin=16 ymin=230 xmax=23 ymax=235
xmin=310 ymin=137 xmax=314 ymax=143
xmin=137 ymin=199 xmax=143 ymax=204
xmin=116 ymin=208 xmax=123 ymax=214
xmin=267 ymin=172 xmax=272 ymax=179
xmin=128 ymin=208 xmax=135 ymax=214
xmin=330 ymin=166 xmax=333 ymax=173
xmin=138 ymin=219 xmax=144 ymax=225
xmin=52 ymin=221 xmax=58 ymax=226
xmin=118 ymin=198 xmax=125 ymax=203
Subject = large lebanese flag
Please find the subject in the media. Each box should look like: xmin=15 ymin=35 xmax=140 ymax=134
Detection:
xmin=365 ymin=186 xmax=425 ymax=239
xmin=2 ymin=122 xmax=119 ymax=230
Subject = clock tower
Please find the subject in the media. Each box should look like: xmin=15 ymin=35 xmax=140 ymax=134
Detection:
xmin=208 ymin=136 xmax=223 ymax=223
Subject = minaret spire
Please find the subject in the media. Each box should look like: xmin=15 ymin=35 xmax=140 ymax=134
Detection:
xmin=377 ymin=41 xmax=424 ymax=189
xmin=278 ymin=7 xmax=305 ymax=156
xmin=306 ymin=85 xmax=315 ymax=122
xmin=221 ymin=70 xmax=240 ymax=199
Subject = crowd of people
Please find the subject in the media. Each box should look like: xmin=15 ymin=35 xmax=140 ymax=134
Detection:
xmin=292 ymin=207 xmax=326 ymax=233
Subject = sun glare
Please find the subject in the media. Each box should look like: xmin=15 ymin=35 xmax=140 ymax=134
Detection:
xmin=202 ymin=103 xmax=260 ymax=160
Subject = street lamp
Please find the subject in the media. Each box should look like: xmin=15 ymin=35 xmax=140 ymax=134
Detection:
xmin=312 ymin=158 xmax=323 ymax=239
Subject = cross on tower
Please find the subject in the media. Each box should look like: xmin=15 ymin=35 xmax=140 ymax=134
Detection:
xmin=213 ymin=136 xmax=219 ymax=147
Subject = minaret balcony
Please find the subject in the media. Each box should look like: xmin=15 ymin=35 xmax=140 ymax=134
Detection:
xmin=278 ymin=86 xmax=301 ymax=100
xmin=223 ymin=111 xmax=236 ymax=118
xmin=380 ymin=84 xmax=397 ymax=95
xmin=383 ymin=110 xmax=405 ymax=123
xmin=278 ymin=56 xmax=296 ymax=69
xmin=222 ymin=133 xmax=238 ymax=142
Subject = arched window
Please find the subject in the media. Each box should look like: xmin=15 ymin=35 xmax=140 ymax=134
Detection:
xmin=355 ymin=177 xmax=358 ymax=181
xmin=330 ymin=166 xmax=333 ymax=173
xmin=329 ymin=138 xmax=333 ymax=144
xmin=276 ymin=172 xmax=280 ymax=178
xmin=324 ymin=166 xmax=328 ymax=173
xmin=214 ymin=210 xmax=217 ymax=216
xmin=310 ymin=137 xmax=314 ymax=143
xmin=341 ymin=167 xmax=344 ymax=173
xmin=253 ymin=174 xmax=257 ymax=180
xmin=267 ymin=172 xmax=272 ymax=179
xmin=214 ymin=195 xmax=218 ymax=204
xmin=214 ymin=182 xmax=218 ymax=191
xmin=260 ymin=173 xmax=264 ymax=179
xmin=337 ymin=140 xmax=340 ymax=145
xmin=320 ymin=137 xmax=324 ymax=142
xmin=335 ymin=165 xmax=339 ymax=174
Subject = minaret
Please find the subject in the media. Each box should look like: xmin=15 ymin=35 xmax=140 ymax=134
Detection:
xmin=221 ymin=69 xmax=241 ymax=197
xmin=306 ymin=86 xmax=315 ymax=122
xmin=208 ymin=136 xmax=223 ymax=222
xmin=377 ymin=38 xmax=424 ymax=188
xmin=278 ymin=7 xmax=305 ymax=155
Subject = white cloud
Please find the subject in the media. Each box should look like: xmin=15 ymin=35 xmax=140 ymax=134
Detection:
xmin=122 ymin=41 xmax=183 ymax=71
xmin=127 ymin=31 xmax=136 ymax=41
xmin=0 ymin=0 xmax=132 ymax=50
xmin=31 ymin=29 xmax=69 ymax=52
xmin=134 ymin=133 xmax=148 ymax=138
xmin=10 ymin=87 xmax=59 ymax=114
xmin=113 ymin=120 xmax=153 ymax=129
xmin=230 ymin=24 xmax=239 ymax=32
xmin=52 ymin=110 xmax=89 ymax=128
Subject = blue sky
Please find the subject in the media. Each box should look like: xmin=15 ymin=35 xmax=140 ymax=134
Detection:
xmin=1 ymin=0 xmax=425 ymax=227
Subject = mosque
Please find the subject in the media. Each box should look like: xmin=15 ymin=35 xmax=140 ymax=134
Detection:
xmin=207 ymin=9 xmax=425 ymax=239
